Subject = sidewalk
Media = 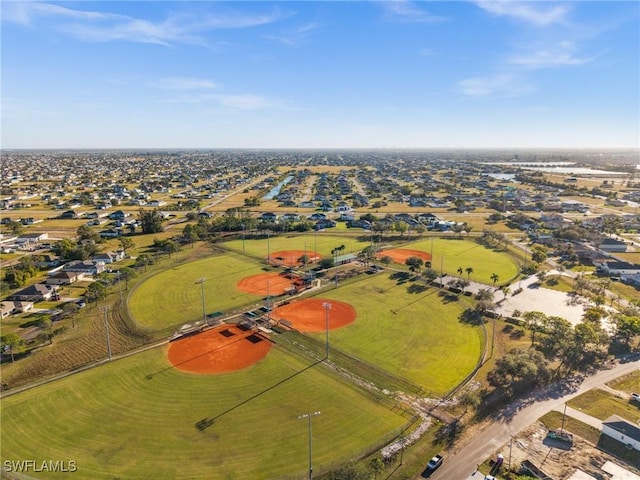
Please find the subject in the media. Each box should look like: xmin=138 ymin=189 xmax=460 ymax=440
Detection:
xmin=551 ymin=405 xmax=603 ymax=430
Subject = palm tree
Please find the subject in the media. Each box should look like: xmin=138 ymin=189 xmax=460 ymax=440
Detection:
xmin=457 ymin=267 xmax=463 ymax=277
xmin=465 ymin=267 xmax=474 ymax=281
xmin=490 ymin=273 xmax=499 ymax=288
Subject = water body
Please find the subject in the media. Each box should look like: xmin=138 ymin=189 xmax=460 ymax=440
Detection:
xmin=483 ymin=173 xmax=516 ymax=181
xmin=483 ymin=162 xmax=628 ymax=175
xmin=262 ymin=175 xmax=294 ymax=200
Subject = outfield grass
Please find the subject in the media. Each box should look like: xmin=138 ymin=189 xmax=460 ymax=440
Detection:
xmin=0 ymin=345 xmax=406 ymax=480
xmin=221 ymin=232 xmax=371 ymax=260
xmin=128 ymin=252 xmax=269 ymax=331
xmin=308 ymin=273 xmax=484 ymax=395
xmin=393 ymin=237 xmax=520 ymax=285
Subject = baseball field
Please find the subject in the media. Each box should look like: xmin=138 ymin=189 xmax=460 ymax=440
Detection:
xmin=1 ymin=234 xmax=517 ymax=478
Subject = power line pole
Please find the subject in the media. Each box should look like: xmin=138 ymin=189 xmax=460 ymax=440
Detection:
xmin=322 ymin=302 xmax=331 ymax=359
xmin=101 ymin=306 xmax=112 ymax=361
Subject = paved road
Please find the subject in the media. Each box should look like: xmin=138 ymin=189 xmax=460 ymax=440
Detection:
xmin=422 ymin=356 xmax=640 ymax=480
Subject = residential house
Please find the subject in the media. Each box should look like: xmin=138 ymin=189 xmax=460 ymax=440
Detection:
xmin=46 ymin=271 xmax=80 ymax=285
xmin=16 ymin=233 xmax=48 ymax=245
xmin=63 ymin=260 xmax=106 ymax=276
xmin=260 ymin=212 xmax=278 ymax=222
xmin=1 ymin=300 xmax=34 ymax=318
xmin=595 ymin=260 xmax=640 ymax=276
xmin=602 ymin=415 xmax=640 ymax=451
xmin=9 ymin=283 xmax=58 ymax=302
xmin=36 ymin=254 xmax=61 ymax=269
xmin=621 ymin=273 xmax=640 ymax=288
xmin=93 ymin=251 xmax=125 ymax=264
xmin=599 ymin=238 xmax=627 ymax=253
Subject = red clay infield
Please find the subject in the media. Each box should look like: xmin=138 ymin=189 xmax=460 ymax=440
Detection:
xmin=167 ymin=325 xmax=271 ymax=374
xmin=236 ymin=272 xmax=303 ymax=296
xmin=272 ymin=298 xmax=356 ymax=332
xmin=268 ymin=249 xmax=321 ymax=266
xmin=376 ymin=248 xmax=431 ymax=264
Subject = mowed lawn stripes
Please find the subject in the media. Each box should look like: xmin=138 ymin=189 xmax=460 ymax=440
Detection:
xmin=0 ymin=346 xmax=406 ymax=479
xmin=312 ymin=273 xmax=484 ymax=395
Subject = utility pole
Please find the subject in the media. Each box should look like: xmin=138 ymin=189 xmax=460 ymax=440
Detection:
xmin=101 ymin=306 xmax=112 ymax=361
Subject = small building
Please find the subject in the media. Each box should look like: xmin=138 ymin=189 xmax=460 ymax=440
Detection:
xmin=9 ymin=283 xmax=58 ymax=303
xmin=596 ymin=260 xmax=640 ymax=276
xmin=599 ymin=238 xmax=627 ymax=253
xmin=63 ymin=260 xmax=106 ymax=276
xmin=335 ymin=253 xmax=357 ymax=265
xmin=46 ymin=271 xmax=80 ymax=285
xmin=602 ymin=415 xmax=640 ymax=451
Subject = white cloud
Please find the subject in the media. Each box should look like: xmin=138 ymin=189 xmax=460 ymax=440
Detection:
xmin=458 ymin=73 xmax=533 ymax=97
xmin=508 ymin=41 xmax=596 ymax=68
xmin=168 ymin=93 xmax=278 ymax=110
xmin=474 ymin=1 xmax=571 ymax=27
xmin=153 ymin=77 xmax=219 ymax=90
xmin=419 ymin=48 xmax=437 ymax=57
xmin=263 ymin=22 xmax=322 ymax=47
xmin=1 ymin=2 xmax=290 ymax=46
xmin=381 ymin=1 xmax=445 ymax=23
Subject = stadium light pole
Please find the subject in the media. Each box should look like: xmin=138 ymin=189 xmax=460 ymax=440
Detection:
xmin=241 ymin=224 xmax=245 ymax=255
xmin=322 ymin=302 xmax=331 ymax=359
xmin=196 ymin=278 xmax=206 ymax=324
xmin=298 ymin=411 xmax=321 ymax=480
xmin=267 ymin=232 xmax=271 ymax=264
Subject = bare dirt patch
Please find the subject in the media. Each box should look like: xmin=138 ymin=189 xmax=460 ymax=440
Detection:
xmin=495 ymin=422 xmax=638 ymax=479
xmin=268 ymin=249 xmax=321 ymax=266
xmin=167 ymin=325 xmax=271 ymax=374
xmin=376 ymin=248 xmax=431 ymax=264
xmin=236 ymin=272 xmax=304 ymax=296
xmin=271 ymin=298 xmax=356 ymax=332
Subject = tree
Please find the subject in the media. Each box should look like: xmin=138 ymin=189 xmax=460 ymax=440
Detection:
xmin=1 ymin=333 xmax=25 ymax=363
xmin=138 ymin=208 xmax=164 ymax=234
xmin=613 ymin=314 xmax=640 ymax=346
xmin=490 ymin=273 xmax=499 ymax=287
xmin=465 ymin=267 xmax=474 ymax=281
xmin=423 ymin=267 xmax=439 ymax=282
xmin=318 ymin=258 xmax=335 ymax=270
xmin=488 ymin=348 xmax=551 ymax=392
xmin=393 ymin=220 xmax=408 ymax=239
xmin=297 ymin=254 xmax=310 ymax=268
xmin=459 ymin=389 xmax=481 ymax=415
xmin=380 ymin=255 xmax=392 ymax=265
xmin=536 ymin=270 xmax=547 ymax=284
xmin=85 ymin=281 xmax=108 ymax=304
xmin=7 ymin=220 xmax=24 ymax=235
xmin=522 ymin=311 xmax=547 ymax=347
xmin=531 ymin=246 xmax=547 ymax=264
xmin=457 ymin=266 xmax=464 ymax=277
xmin=405 ymin=256 xmax=424 ymax=275
xmin=135 ymin=253 xmax=153 ymax=272
xmin=118 ymin=267 xmax=137 ymax=290
xmin=475 ymin=288 xmax=495 ymax=314
xmin=36 ymin=318 xmax=53 ymax=345
xmin=118 ymin=237 xmax=134 ymax=254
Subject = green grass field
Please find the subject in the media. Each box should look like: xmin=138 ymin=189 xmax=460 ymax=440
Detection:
xmin=309 ymin=273 xmax=484 ymax=395
xmin=128 ymin=252 xmax=269 ymax=331
xmin=221 ymin=232 xmax=372 ymax=260
xmin=394 ymin=237 xmax=521 ymax=285
xmin=0 ymin=345 xmax=406 ymax=480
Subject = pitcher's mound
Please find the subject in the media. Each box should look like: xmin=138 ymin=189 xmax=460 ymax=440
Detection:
xmin=376 ymin=248 xmax=431 ymax=264
xmin=272 ymin=298 xmax=356 ymax=332
xmin=167 ymin=325 xmax=271 ymax=374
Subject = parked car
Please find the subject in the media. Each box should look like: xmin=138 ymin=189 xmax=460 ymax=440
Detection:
xmin=631 ymin=393 xmax=640 ymax=403
xmin=426 ymin=454 xmax=443 ymax=471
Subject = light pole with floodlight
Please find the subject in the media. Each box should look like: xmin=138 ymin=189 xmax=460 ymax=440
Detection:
xmin=322 ymin=302 xmax=331 ymax=359
xmin=298 ymin=411 xmax=321 ymax=480
xmin=196 ymin=278 xmax=206 ymax=324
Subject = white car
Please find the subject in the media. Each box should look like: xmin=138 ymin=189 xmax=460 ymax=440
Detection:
xmin=631 ymin=393 xmax=640 ymax=403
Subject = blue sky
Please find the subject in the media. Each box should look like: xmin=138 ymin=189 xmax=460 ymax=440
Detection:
xmin=2 ymin=1 xmax=639 ymax=149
